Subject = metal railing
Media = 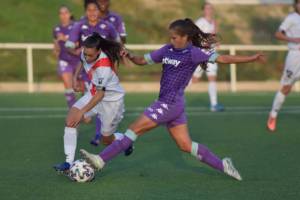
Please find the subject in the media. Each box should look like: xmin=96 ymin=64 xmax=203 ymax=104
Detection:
xmin=0 ymin=43 xmax=289 ymax=93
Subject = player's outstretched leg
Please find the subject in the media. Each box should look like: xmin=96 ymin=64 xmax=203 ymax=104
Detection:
xmin=191 ymin=142 xmax=242 ymax=181
xmin=80 ymin=129 xmax=138 ymax=170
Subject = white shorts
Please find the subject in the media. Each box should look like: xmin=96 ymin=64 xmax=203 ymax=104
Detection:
xmin=193 ymin=62 xmax=218 ymax=78
xmin=280 ymin=51 xmax=300 ymax=86
xmin=73 ymin=92 xmax=124 ymax=135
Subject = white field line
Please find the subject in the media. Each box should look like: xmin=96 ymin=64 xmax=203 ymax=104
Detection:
xmin=0 ymin=106 xmax=300 ymax=119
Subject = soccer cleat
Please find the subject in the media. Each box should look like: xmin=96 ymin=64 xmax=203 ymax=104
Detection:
xmin=80 ymin=149 xmax=105 ymax=171
xmin=124 ymin=144 xmax=134 ymax=156
xmin=267 ymin=116 xmax=277 ymax=132
xmin=90 ymin=139 xmax=100 ymax=146
xmin=53 ymin=162 xmax=70 ymax=174
xmin=210 ymin=104 xmax=225 ymax=112
xmin=222 ymin=157 xmax=242 ymax=181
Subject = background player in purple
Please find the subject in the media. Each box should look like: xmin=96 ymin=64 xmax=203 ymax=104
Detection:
xmin=97 ymin=0 xmax=127 ymax=43
xmin=53 ymin=5 xmax=79 ymax=108
xmin=79 ymin=18 xmax=266 ymax=181
xmin=66 ymin=0 xmax=121 ymax=146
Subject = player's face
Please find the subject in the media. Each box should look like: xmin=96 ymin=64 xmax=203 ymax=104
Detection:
xmin=59 ymin=7 xmax=71 ymax=24
xmin=203 ymin=4 xmax=214 ymax=18
xmin=98 ymin=0 xmax=110 ymax=12
xmin=86 ymin=3 xmax=100 ymax=22
xmin=169 ymin=29 xmax=189 ymax=49
xmin=83 ymin=48 xmax=101 ymax=64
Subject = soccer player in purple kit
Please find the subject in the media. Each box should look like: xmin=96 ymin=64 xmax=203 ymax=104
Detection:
xmin=97 ymin=0 xmax=127 ymax=43
xmin=53 ymin=5 xmax=79 ymax=108
xmin=80 ymin=18 xmax=266 ymax=181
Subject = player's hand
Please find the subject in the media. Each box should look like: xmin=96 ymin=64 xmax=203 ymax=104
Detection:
xmin=69 ymin=109 xmax=84 ymax=127
xmin=253 ymin=52 xmax=267 ymax=64
xmin=73 ymin=79 xmax=81 ymax=92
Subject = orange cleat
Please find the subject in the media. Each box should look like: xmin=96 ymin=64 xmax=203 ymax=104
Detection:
xmin=267 ymin=116 xmax=277 ymax=132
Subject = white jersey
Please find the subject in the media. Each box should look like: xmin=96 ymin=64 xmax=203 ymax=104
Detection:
xmin=80 ymin=51 xmax=125 ymax=101
xmin=279 ymin=12 xmax=300 ymax=50
xmin=195 ymin=17 xmax=216 ymax=34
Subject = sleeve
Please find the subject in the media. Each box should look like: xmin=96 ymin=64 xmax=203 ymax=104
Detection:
xmin=279 ymin=15 xmax=293 ymax=32
xmin=92 ymin=67 xmax=114 ymax=90
xmin=191 ymin=47 xmax=219 ymax=65
xmin=107 ymin=23 xmax=120 ymax=42
xmin=117 ymin=15 xmax=127 ymax=37
xmin=143 ymin=45 xmax=169 ymax=64
xmin=65 ymin=21 xmax=81 ymax=49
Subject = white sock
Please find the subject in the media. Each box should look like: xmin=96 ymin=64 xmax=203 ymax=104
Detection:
xmin=64 ymin=127 xmax=77 ymax=164
xmin=208 ymin=81 xmax=218 ymax=106
xmin=270 ymin=91 xmax=286 ymax=118
xmin=114 ymin=132 xmax=124 ymax=140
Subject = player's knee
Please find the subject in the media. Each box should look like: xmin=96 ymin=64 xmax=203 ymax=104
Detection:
xmin=281 ymin=85 xmax=292 ymax=95
xmin=101 ymin=135 xmax=114 ymax=146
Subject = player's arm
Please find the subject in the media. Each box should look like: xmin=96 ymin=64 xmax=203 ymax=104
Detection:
xmin=126 ymin=52 xmax=148 ymax=65
xmin=274 ymin=30 xmax=300 ymax=43
xmin=216 ymin=53 xmax=266 ymax=64
xmin=80 ymin=90 xmax=105 ymax=114
xmin=72 ymin=62 xmax=83 ymax=92
xmin=53 ymin=39 xmax=60 ymax=58
xmin=125 ymin=45 xmax=168 ymax=66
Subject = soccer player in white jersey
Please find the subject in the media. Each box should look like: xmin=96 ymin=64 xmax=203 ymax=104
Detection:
xmin=192 ymin=2 xmax=224 ymax=112
xmin=54 ymin=32 xmax=131 ymax=172
xmin=267 ymin=0 xmax=300 ymax=132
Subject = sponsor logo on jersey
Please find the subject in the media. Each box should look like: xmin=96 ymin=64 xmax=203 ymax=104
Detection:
xmin=162 ymin=57 xmax=181 ymax=67
xmin=100 ymin=24 xmax=107 ymax=29
xmin=110 ymin=17 xmax=116 ymax=22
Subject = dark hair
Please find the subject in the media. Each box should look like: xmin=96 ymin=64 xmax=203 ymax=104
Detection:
xmin=59 ymin=5 xmax=75 ymax=21
xmin=84 ymin=0 xmax=100 ymax=10
xmin=169 ymin=18 xmax=218 ymax=70
xmin=83 ymin=32 xmax=122 ymax=64
xmin=169 ymin=18 xmax=217 ymax=49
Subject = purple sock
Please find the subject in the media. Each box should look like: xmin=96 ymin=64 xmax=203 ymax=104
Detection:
xmin=197 ymin=144 xmax=224 ymax=171
xmin=99 ymin=136 xmax=133 ymax=162
xmin=94 ymin=116 xmax=102 ymax=140
xmin=64 ymin=91 xmax=76 ymax=108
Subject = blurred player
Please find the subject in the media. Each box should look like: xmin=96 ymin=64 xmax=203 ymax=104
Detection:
xmin=54 ymin=33 xmax=131 ymax=173
xmin=66 ymin=0 xmax=121 ymax=146
xmin=97 ymin=0 xmax=127 ymax=43
xmin=267 ymin=0 xmax=300 ymax=132
xmin=53 ymin=5 xmax=79 ymax=108
xmin=80 ymin=18 xmax=266 ymax=181
xmin=192 ymin=2 xmax=223 ymax=112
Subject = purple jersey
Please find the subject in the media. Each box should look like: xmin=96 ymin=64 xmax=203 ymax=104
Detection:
xmin=144 ymin=44 xmax=218 ymax=104
xmin=102 ymin=11 xmax=127 ymax=37
xmin=53 ymin=23 xmax=80 ymax=65
xmin=67 ymin=18 xmax=119 ymax=48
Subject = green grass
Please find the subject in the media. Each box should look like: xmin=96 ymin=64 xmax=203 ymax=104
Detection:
xmin=0 ymin=92 xmax=300 ymax=200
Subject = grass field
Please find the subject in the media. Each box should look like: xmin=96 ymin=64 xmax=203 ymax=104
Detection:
xmin=0 ymin=92 xmax=300 ymax=200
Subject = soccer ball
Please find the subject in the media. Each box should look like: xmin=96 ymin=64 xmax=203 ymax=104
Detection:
xmin=69 ymin=159 xmax=95 ymax=182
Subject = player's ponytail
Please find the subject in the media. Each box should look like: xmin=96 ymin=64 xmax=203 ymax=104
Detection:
xmin=83 ymin=32 xmax=122 ymax=64
xmin=169 ymin=18 xmax=218 ymax=70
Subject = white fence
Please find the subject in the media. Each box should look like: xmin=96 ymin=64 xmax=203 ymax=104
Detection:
xmin=0 ymin=43 xmax=289 ymax=93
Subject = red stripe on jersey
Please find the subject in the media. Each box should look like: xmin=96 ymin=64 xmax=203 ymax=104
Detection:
xmin=88 ymin=56 xmax=115 ymax=96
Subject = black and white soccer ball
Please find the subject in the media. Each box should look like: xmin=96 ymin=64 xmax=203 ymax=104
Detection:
xmin=69 ymin=159 xmax=95 ymax=182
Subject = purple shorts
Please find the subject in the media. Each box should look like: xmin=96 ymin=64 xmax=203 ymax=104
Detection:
xmin=57 ymin=60 xmax=78 ymax=75
xmin=144 ymin=100 xmax=187 ymax=128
